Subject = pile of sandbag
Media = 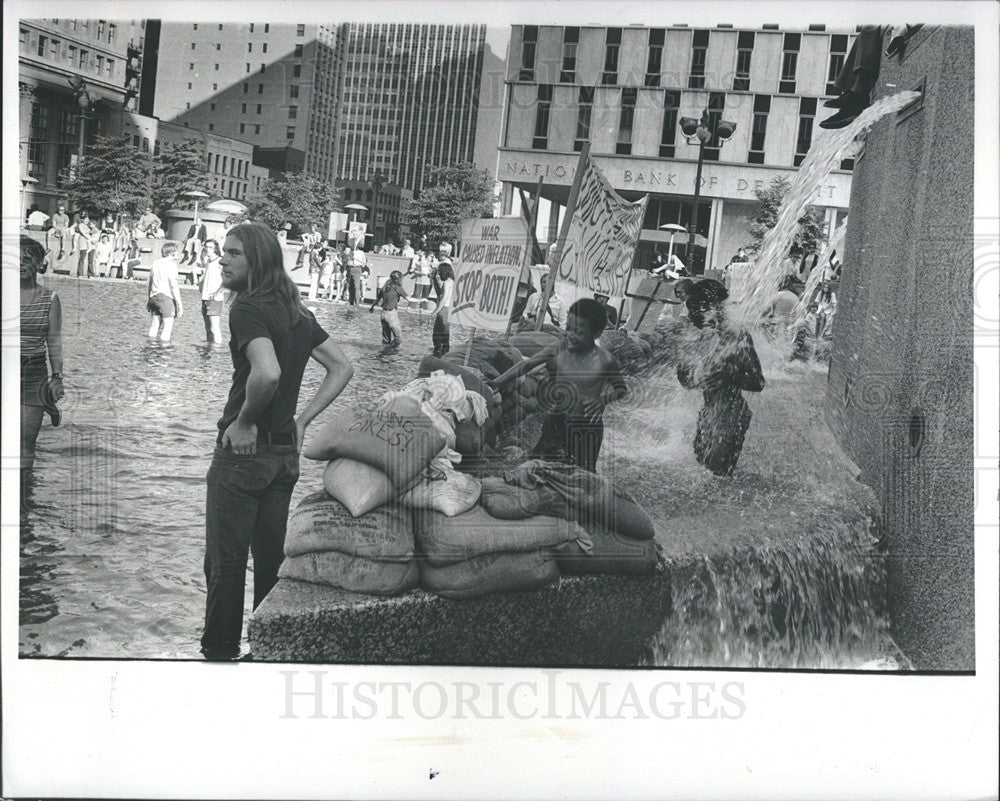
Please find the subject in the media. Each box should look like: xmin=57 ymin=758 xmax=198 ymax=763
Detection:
xmin=441 ymin=334 xmax=523 ymax=382
xmin=480 ymin=460 xmax=661 ymax=576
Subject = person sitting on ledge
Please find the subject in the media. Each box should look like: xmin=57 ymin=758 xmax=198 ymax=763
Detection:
xmin=491 ymin=298 xmax=627 ymax=473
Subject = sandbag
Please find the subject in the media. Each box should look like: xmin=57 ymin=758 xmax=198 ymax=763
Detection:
xmin=303 ymin=394 xmax=447 ymax=489
xmin=454 ymin=418 xmax=485 ymax=456
xmin=401 ymin=466 xmax=482 ymax=517
xmin=551 ymin=528 xmax=661 ymax=576
xmin=285 ymin=491 xmax=413 ymax=561
xmin=324 ymin=458 xmax=394 ymax=517
xmin=486 ymin=463 xmax=657 ymax=541
xmin=442 ymin=336 xmax=522 ymax=381
xmin=413 ymin=504 xmax=583 ymax=566
xmin=509 ymin=331 xmax=560 ymax=359
xmin=279 ymin=551 xmax=419 ymax=596
xmin=419 ymin=550 xmax=559 ymax=600
xmin=417 ymin=355 xmax=500 ymax=414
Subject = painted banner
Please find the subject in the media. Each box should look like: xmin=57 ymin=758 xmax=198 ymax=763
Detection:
xmin=453 ymin=217 xmax=529 ymax=331
xmin=555 ymin=156 xmax=648 ymax=297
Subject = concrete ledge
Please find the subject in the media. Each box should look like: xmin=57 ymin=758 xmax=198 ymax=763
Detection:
xmin=249 ymin=566 xmax=671 ymax=667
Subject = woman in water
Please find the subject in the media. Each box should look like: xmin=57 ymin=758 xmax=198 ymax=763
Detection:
xmin=676 ymin=279 xmax=764 ymax=477
xmin=431 ymin=261 xmax=455 ymax=357
xmin=20 ymin=235 xmax=65 ymax=480
xmin=199 ymin=239 xmax=227 ymax=346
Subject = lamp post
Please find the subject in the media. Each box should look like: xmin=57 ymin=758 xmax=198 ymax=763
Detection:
xmin=370 ymin=169 xmax=383 ymax=248
xmin=344 ymin=203 xmax=368 ymax=247
xmin=658 ymin=222 xmax=687 ymax=273
xmin=182 ymin=189 xmax=210 ymax=220
xmin=678 ymin=109 xmax=736 ymax=274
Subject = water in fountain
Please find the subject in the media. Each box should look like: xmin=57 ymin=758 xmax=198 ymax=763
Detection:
xmin=608 ymin=92 xmax=921 ymax=668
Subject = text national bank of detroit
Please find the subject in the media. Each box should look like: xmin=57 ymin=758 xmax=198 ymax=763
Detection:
xmin=497 ymin=24 xmax=856 ymax=271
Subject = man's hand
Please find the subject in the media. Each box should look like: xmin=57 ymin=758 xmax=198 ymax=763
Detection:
xmin=222 ymin=419 xmax=258 ymax=454
xmin=294 ymin=417 xmax=306 ymax=455
xmin=50 ymin=376 xmax=65 ymax=402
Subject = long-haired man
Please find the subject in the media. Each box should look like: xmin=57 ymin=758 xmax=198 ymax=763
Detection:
xmin=201 ymin=223 xmax=354 ymax=660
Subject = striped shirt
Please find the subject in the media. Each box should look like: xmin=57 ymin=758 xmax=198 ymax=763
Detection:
xmin=21 ymin=288 xmax=53 ymax=358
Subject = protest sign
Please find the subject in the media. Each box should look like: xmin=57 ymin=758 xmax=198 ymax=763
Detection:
xmin=453 ymin=217 xmax=529 ymax=332
xmin=554 ymin=155 xmax=648 ymax=297
xmin=328 ymin=211 xmax=348 ymax=241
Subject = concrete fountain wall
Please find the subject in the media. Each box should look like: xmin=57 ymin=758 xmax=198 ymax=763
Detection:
xmin=825 ymin=26 xmax=975 ymax=670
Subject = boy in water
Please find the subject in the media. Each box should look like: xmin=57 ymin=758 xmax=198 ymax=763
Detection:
xmin=369 ymin=269 xmax=408 ymax=349
xmin=491 ymin=297 xmax=627 ymax=473
xmin=146 ymin=242 xmax=184 ymax=341
xmin=676 ymin=279 xmax=764 ymax=476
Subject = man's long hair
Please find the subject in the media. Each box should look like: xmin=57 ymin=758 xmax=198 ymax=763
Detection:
xmin=227 ymin=223 xmax=308 ymax=323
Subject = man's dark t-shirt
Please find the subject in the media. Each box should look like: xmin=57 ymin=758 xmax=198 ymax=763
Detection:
xmin=378 ymin=283 xmax=407 ymax=311
xmin=217 ymin=296 xmax=329 ymax=443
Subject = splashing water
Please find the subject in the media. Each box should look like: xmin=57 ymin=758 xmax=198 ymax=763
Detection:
xmin=732 ymin=90 xmax=921 ymax=328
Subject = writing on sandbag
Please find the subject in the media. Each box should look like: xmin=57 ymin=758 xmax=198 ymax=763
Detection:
xmin=348 ymin=405 xmax=420 ymax=451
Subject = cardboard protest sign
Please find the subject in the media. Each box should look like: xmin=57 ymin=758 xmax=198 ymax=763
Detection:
xmin=328 ymin=211 xmax=348 ymax=241
xmin=554 ymin=156 xmax=648 ymax=297
xmin=453 ymin=217 xmax=529 ymax=332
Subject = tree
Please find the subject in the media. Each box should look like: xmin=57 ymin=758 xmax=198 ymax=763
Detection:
xmin=244 ymin=172 xmax=343 ymax=238
xmin=746 ymin=176 xmax=826 ymax=260
xmin=402 ymin=162 xmax=495 ymax=248
xmin=61 ymin=134 xmax=148 ymax=218
xmin=151 ymin=139 xmax=210 ymax=214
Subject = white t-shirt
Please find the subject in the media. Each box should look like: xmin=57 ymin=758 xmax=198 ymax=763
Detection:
xmin=149 ymin=256 xmax=180 ymax=298
xmin=437 ymin=278 xmax=454 ymax=310
xmin=524 ymin=290 xmax=566 ymax=327
xmin=201 ymin=258 xmax=225 ymax=301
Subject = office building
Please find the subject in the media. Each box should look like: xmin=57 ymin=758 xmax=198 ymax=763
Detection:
xmin=18 ymin=18 xmax=147 ymax=213
xmin=498 ymin=24 xmax=856 ymax=271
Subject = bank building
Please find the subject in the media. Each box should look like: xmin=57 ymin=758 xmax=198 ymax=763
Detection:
xmin=497 ymin=24 xmax=856 ymax=272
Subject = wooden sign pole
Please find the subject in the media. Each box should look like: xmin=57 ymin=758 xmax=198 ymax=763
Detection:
xmin=505 ymin=177 xmax=545 ymax=339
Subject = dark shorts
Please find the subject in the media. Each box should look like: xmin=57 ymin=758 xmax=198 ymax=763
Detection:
xmin=21 ymin=358 xmax=48 ymax=407
xmin=147 ymin=293 xmax=176 ymax=318
xmin=202 ymin=299 xmax=224 ymax=317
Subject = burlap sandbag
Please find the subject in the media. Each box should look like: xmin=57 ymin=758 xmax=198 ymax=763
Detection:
xmin=419 ymin=550 xmax=559 ymax=600
xmin=284 ymin=491 xmax=413 ymax=561
xmin=323 ymin=458 xmax=394 ymax=517
xmin=551 ymin=528 xmax=661 ymax=576
xmin=279 ymin=551 xmax=419 ymax=596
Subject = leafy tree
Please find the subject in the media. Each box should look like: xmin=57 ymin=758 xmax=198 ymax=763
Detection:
xmin=746 ymin=176 xmax=826 ymax=260
xmin=151 ymin=139 xmax=210 ymax=214
xmin=402 ymin=162 xmax=495 ymax=248
xmin=61 ymin=134 xmax=148 ymax=218
xmin=244 ymin=172 xmax=343 ymax=238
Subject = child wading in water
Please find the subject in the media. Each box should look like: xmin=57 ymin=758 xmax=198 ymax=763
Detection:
xmin=369 ymin=269 xmax=408 ymax=350
xmin=676 ymin=279 xmax=764 ymax=476
xmin=492 ymin=297 xmax=627 ymax=473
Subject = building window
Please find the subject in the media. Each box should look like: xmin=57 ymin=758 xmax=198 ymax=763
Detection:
xmin=190 ymin=62 xmax=195 ymax=70
xmin=216 ymin=43 xmax=221 ymax=51
xmin=748 ymin=94 xmax=770 ymax=164
xmin=154 ymin=140 xmax=160 ymax=156
xmin=248 ymin=42 xmax=253 ymax=53
xmin=297 ymin=24 xmax=305 ymax=36
xmin=50 ymin=38 xmax=61 ymax=59
xmin=258 ymin=83 xmax=264 ymax=93
xmin=240 ymin=123 xmax=246 ymax=134
xmin=286 ymin=126 xmax=296 ymax=140
xmin=142 ymin=137 xmax=149 ymax=151
xmin=249 ymin=23 xmax=254 ymax=32
xmin=733 ymin=31 xmax=754 ymax=91
xmin=560 ymin=27 xmax=578 ymax=83
xmin=689 ymin=30 xmax=709 ymax=88
xmin=794 ymin=96 xmax=816 ymax=166
xmin=262 ymin=43 xmax=267 ymax=53
xmin=108 ymin=23 xmax=116 ymax=44
xmin=645 ymin=28 xmax=664 ymax=87
xmin=186 ymin=102 xmax=191 ymax=109
xmin=260 ymin=63 xmax=266 ymax=73
xmin=191 ymin=42 xmax=196 ymax=50
xmin=574 ymin=85 xmax=594 ymax=151
xmin=219 ymin=24 xmax=223 ymax=30
xmin=289 ymin=106 xmax=298 ymax=119
xmin=256 ymin=104 xmax=262 ymax=114
xmin=602 ymin=28 xmax=621 ymax=84
xmin=36 ymin=34 xmax=47 ymax=57
xmin=222 ymin=156 xmax=227 ymax=174
xmin=659 ymin=90 xmax=680 ymax=157
xmin=98 ymin=21 xmax=106 ymax=39
xmin=827 ymin=34 xmax=849 ymax=95
xmin=242 ymin=103 xmax=247 ymax=113
xmin=254 ymin=124 xmax=261 ymax=134
xmin=292 ymin=64 xmax=301 ymax=78
xmin=133 ymin=134 xmax=141 ymax=148
xmin=532 ymin=84 xmax=552 ymax=149
xmin=213 ymin=83 xmax=218 ymax=91
xmin=246 ymin=63 xmax=251 ymax=73
xmin=290 ymin=84 xmax=299 ymax=99
xmin=294 ymin=44 xmax=303 ymax=57
xmin=779 ymin=33 xmax=800 ymax=93
xmin=243 ymin=82 xmax=248 ymax=93
xmin=214 ymin=63 xmax=220 ymax=71
xmin=615 ymin=87 xmax=637 ymax=155
xmin=208 ymin=123 xmax=214 ymax=131
xmin=519 ymin=25 xmax=537 ymax=80
xmin=210 ymin=102 xmax=216 ymax=111
xmin=193 ymin=23 xmax=198 ymax=30
xmin=702 ymin=92 xmax=726 ymax=161
xmin=79 ymin=48 xmax=89 ymax=69
xmin=265 ymin=24 xmax=269 ymax=32
xmin=106 ymin=57 xmax=114 ymax=78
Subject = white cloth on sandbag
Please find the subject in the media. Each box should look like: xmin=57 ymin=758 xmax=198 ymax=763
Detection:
xmin=324 ymin=458 xmax=394 ymax=517
xmin=284 ymin=491 xmax=414 ymax=561
xmin=280 ymin=551 xmax=419 ymax=596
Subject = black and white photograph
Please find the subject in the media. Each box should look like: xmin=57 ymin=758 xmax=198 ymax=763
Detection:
xmin=3 ymin=1 xmax=997 ymax=798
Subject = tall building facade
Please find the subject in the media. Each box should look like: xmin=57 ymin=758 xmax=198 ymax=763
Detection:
xmin=334 ymin=23 xmax=487 ymax=194
xmin=499 ymin=24 xmax=856 ymax=272
xmin=18 ymin=18 xmax=147 ymax=213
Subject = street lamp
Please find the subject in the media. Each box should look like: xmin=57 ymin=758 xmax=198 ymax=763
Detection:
xmin=182 ymin=189 xmax=210 ymax=220
xmin=370 ymin=169 xmax=383 ymax=247
xmin=678 ymin=108 xmax=736 ymax=274
xmin=656 ymin=222 xmax=687 ymax=274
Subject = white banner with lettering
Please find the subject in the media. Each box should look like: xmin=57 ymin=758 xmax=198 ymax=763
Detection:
xmin=555 ymin=157 xmax=648 ymax=297
xmin=453 ymin=217 xmax=529 ymax=331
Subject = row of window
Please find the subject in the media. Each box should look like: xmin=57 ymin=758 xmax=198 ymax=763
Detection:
xmin=42 ymin=19 xmax=122 ymax=44
xmin=20 ymin=30 xmax=118 ymax=81
xmin=530 ymin=85 xmax=846 ymax=168
xmin=520 ymin=26 xmax=849 ymax=96
xmin=190 ymin=22 xmax=306 ymax=35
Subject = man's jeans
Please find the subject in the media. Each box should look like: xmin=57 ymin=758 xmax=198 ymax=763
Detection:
xmin=201 ymin=443 xmax=299 ymax=657
xmin=381 ymin=309 xmax=402 ymax=345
